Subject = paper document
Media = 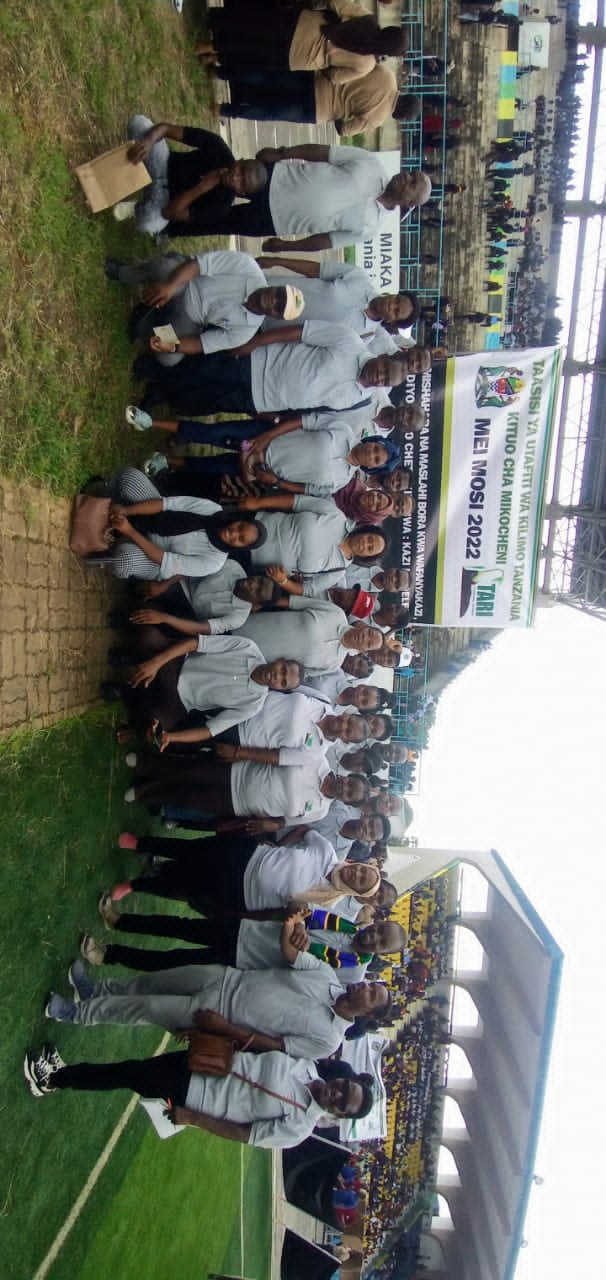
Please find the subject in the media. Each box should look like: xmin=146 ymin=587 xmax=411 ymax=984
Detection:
xmin=75 ymin=143 xmax=151 ymax=213
xmin=139 ymin=1097 xmax=185 ymax=1139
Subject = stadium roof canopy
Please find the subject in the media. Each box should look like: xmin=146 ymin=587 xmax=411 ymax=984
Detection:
xmin=390 ymin=848 xmax=563 ymax=1280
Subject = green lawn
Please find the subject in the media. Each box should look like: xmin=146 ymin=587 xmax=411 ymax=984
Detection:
xmin=1 ymin=5 xmax=273 ymax=1274
xmin=0 ymin=716 xmax=271 ymax=1280
xmin=0 ymin=0 xmax=218 ymax=494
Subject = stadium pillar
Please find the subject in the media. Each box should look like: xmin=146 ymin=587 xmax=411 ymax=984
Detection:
xmin=563 ymin=199 xmax=606 ymax=217
xmin=575 ymin=23 xmax=606 ymax=47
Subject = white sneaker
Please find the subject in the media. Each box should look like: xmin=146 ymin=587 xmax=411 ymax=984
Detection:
xmin=113 ymin=199 xmax=136 ymax=222
xmin=143 ymin=452 xmax=169 ymax=478
xmin=80 ymin=933 xmax=107 ymax=966
xmin=124 ymin=786 xmax=136 ymax=803
xmin=125 ymin=405 xmax=152 ymax=433
xmin=125 ymin=752 xmax=137 ymax=768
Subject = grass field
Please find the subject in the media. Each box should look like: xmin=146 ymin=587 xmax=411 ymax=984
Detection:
xmin=0 ymin=714 xmax=272 ymax=1280
xmin=1 ymin=2 xmax=272 ymax=1275
xmin=0 ymin=0 xmax=218 ymax=495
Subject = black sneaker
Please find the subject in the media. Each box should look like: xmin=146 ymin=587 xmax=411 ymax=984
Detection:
xmin=100 ymin=681 xmax=124 ymax=703
xmin=104 ymin=257 xmax=125 ymax=281
xmin=42 ymin=1042 xmax=66 ymax=1073
xmin=24 ymin=1050 xmax=56 ymax=1097
xmin=107 ymin=609 xmax=131 ymax=629
xmin=107 ymin=648 xmax=135 ymax=669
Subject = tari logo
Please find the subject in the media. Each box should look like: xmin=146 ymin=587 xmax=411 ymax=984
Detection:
xmin=475 ymin=366 xmax=525 ymax=408
xmin=459 ymin=567 xmax=505 ymax=618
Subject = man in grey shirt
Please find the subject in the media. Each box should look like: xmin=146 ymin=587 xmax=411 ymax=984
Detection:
xmin=129 ymin=563 xmax=282 ymax=638
xmin=190 ymin=142 xmax=431 ymax=251
xmin=26 ymin=1044 xmax=371 ymax=1148
xmin=239 ymin=595 xmax=384 ymax=675
xmin=139 ymin=319 xmax=406 ymax=418
xmin=47 ymin=954 xmax=391 ymax=1062
xmin=259 ymin=258 xmax=417 ymax=337
xmin=106 ymin=249 xmax=292 ymax=361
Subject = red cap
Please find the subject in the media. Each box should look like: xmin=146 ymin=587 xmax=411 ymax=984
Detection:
xmin=350 ymin=588 xmax=376 ymax=620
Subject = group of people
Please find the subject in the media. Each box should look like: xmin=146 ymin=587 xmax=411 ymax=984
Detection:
xmin=25 ymin=0 xmax=434 ymax=1155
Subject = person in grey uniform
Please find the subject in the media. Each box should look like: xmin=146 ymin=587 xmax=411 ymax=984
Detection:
xmin=259 ymin=257 xmax=417 ymax=340
xmin=24 ymin=1044 xmax=373 ymax=1149
xmin=45 ymin=954 xmax=391 ymax=1062
xmin=77 ymin=910 xmax=407 ymax=978
xmin=106 ymin=249 xmax=305 ymax=362
xmin=238 ymin=595 xmax=383 ymax=674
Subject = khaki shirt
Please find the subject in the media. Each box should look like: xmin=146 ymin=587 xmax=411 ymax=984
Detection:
xmin=314 ymin=63 xmax=399 ymax=133
xmin=290 ymin=3 xmax=374 ymax=79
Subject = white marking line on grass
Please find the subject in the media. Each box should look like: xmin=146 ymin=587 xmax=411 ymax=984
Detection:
xmin=240 ymin=1144 xmax=245 ymax=1276
xmin=33 ymin=1032 xmax=171 ymax=1280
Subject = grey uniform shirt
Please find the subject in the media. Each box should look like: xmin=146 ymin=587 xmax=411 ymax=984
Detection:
xmin=74 ymin=957 xmax=351 ymax=1060
xmin=250 ymin=321 xmax=375 ymax=413
xmin=149 ymin=497 xmax=229 ymax=580
xmin=185 ymin=250 xmax=266 ymax=353
xmin=176 ymin=634 xmax=268 ymax=736
xmin=265 ymin=420 xmax=359 ymax=497
xmin=268 ymin=145 xmax=390 ymax=248
xmin=230 ymin=756 xmax=332 ymax=823
xmin=363 ymin=326 xmax=415 ymax=357
xmin=304 ymin=668 xmax=355 ymax=704
xmin=312 ymin=799 xmax=360 ymax=856
xmin=181 ymin=559 xmax=251 ymax=633
xmin=239 ymin=596 xmax=350 ymax=674
xmin=250 ymin=496 xmax=349 ymax=577
xmin=186 ymin=1049 xmax=328 ymax=1147
xmin=236 ymin=921 xmax=370 ymax=984
xmin=243 ymin=832 xmax=339 ymax=909
xmin=344 ymin=560 xmax=383 ymax=590
xmin=239 ymin=690 xmax=329 ymax=766
xmin=263 ymin=262 xmax=377 ymax=333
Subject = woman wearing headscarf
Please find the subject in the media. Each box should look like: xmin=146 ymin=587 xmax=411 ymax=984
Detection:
xmin=98 ymin=829 xmax=384 ymax=925
xmin=107 ymin=467 xmax=266 ymax=582
xmin=162 ymin=430 xmax=398 ymax=505
xmin=198 ymin=3 xmax=407 ymax=81
xmin=86 ymin=840 xmax=395 ymax=965
xmin=128 ymin=412 xmax=399 ymax=500
xmin=332 ymin=476 xmax=394 ymax=524
xmin=234 ymin=503 xmax=388 ymax=583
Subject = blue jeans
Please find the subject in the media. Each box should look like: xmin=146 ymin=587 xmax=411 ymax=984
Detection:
xmin=220 ymin=70 xmax=317 ymax=124
xmin=176 ymin=417 xmax=267 ymax=447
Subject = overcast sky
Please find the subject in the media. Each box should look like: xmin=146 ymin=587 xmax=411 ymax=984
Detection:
xmin=410 ymin=603 xmax=606 ymax=1276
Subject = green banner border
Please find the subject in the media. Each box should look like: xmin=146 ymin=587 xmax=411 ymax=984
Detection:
xmin=434 ymin=357 xmax=456 ymax=622
xmin=525 ymin=347 xmax=563 ymax=623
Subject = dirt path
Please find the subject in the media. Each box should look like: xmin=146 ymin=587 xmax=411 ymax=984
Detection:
xmin=0 ymin=478 xmax=117 ymax=735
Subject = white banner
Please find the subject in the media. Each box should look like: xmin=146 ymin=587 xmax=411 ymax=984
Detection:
xmin=387 ymin=347 xmax=561 ymax=626
xmin=353 ymin=150 xmax=401 ymax=293
xmin=437 ymin=349 xmax=560 ymax=626
xmin=518 ymin=21 xmax=551 ymax=68
xmin=338 ymin=1034 xmax=388 ymax=1142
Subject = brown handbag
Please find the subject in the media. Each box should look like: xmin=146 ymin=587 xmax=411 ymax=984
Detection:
xmin=69 ymin=494 xmax=114 ymax=556
xmin=185 ymin=1031 xmax=237 ymax=1077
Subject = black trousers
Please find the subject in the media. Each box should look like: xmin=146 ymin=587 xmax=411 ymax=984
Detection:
xmin=133 ymin=757 xmax=235 ymax=815
xmin=141 ymin=352 xmax=257 ymax=417
xmin=209 ymin=7 xmax=298 ymax=74
xmin=105 ymin=917 xmax=241 ymax=970
xmin=132 ymin=833 xmax=255 ymax=912
xmin=54 ymin=1050 xmax=190 ymax=1102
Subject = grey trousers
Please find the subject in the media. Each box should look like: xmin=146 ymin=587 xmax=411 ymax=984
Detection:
xmin=116 ymin=252 xmax=199 ymax=366
xmin=73 ymin=963 xmax=226 ymax=1030
xmin=128 ymin=113 xmax=171 ymax=235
